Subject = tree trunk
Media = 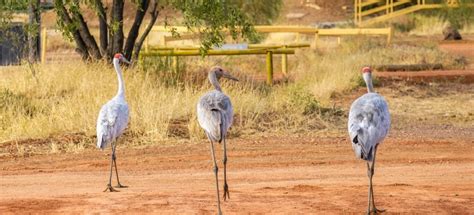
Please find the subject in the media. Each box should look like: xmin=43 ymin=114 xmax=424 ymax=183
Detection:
xmin=54 ymin=0 xmax=89 ymax=60
xmin=93 ymin=0 xmax=108 ymax=56
xmin=110 ymin=0 xmax=124 ymax=56
xmin=123 ymin=0 xmax=150 ymax=60
xmin=132 ymin=0 xmax=159 ymax=62
xmin=28 ymin=0 xmax=41 ymax=63
xmin=70 ymin=1 xmax=101 ymax=59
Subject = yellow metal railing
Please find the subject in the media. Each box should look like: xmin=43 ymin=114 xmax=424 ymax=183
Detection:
xmin=146 ymin=25 xmax=393 ymax=49
xmin=354 ymin=0 xmax=470 ymax=26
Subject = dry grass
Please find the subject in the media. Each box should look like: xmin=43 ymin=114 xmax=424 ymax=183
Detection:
xmin=406 ymin=13 xmax=474 ymax=36
xmin=293 ymin=38 xmax=461 ymax=103
xmin=0 ymin=37 xmax=462 ymax=145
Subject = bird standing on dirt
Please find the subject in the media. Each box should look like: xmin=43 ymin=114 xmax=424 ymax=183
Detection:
xmin=348 ymin=67 xmax=391 ymax=214
xmin=197 ymin=66 xmax=239 ymax=215
xmin=96 ymin=53 xmax=131 ymax=192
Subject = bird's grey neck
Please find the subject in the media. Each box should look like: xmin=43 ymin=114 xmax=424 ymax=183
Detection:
xmin=114 ymin=59 xmax=126 ymax=97
xmin=209 ymin=72 xmax=222 ymax=92
xmin=363 ymin=73 xmax=375 ymax=93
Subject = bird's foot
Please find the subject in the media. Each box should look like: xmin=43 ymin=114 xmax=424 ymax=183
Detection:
xmin=367 ymin=207 xmax=385 ymax=214
xmin=223 ymin=183 xmax=230 ymax=201
xmin=103 ymin=184 xmax=119 ymax=192
xmin=115 ymin=183 xmax=128 ymax=188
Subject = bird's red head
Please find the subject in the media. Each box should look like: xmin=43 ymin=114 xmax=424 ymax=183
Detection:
xmin=114 ymin=53 xmax=123 ymax=60
xmin=362 ymin=67 xmax=372 ymax=73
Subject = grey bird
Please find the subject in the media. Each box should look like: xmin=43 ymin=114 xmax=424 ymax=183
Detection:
xmin=348 ymin=67 xmax=391 ymax=214
xmin=96 ymin=53 xmax=131 ymax=192
xmin=197 ymin=66 xmax=238 ymax=215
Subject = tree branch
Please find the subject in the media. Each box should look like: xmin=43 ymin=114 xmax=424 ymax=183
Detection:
xmin=123 ymin=0 xmax=150 ymax=60
xmin=70 ymin=0 xmax=101 ymax=59
xmin=132 ymin=0 xmax=159 ymax=62
xmin=92 ymin=0 xmax=108 ymax=56
xmin=54 ymin=0 xmax=89 ymax=60
xmin=109 ymin=0 xmax=124 ymax=56
xmin=28 ymin=0 xmax=41 ymax=63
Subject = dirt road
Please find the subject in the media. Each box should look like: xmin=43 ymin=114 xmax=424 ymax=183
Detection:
xmin=1 ymin=130 xmax=473 ymax=214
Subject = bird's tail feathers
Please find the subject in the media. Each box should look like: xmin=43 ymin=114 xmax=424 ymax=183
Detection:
xmin=350 ymin=126 xmax=374 ymax=161
xmin=97 ymin=135 xmax=107 ymax=150
xmin=207 ymin=109 xmax=222 ymax=142
xmin=219 ymin=111 xmax=227 ymax=143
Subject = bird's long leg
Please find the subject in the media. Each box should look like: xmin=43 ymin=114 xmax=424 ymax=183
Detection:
xmin=366 ymin=162 xmax=372 ymax=215
xmin=207 ymin=134 xmax=222 ymax=215
xmin=223 ymin=137 xmax=230 ymax=201
xmin=104 ymin=142 xmax=119 ymax=192
xmin=112 ymin=141 xmax=127 ymax=188
xmin=369 ymin=145 xmax=385 ymax=214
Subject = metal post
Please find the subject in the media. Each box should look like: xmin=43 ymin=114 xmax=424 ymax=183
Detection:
xmin=387 ymin=27 xmax=393 ymax=45
xmin=40 ymin=27 xmax=47 ymax=64
xmin=266 ymin=51 xmax=273 ymax=86
xmin=313 ymin=32 xmax=319 ymax=49
xmin=160 ymin=35 xmax=166 ymax=46
xmin=354 ymin=0 xmax=358 ymax=24
xmin=145 ymin=37 xmax=149 ymax=52
xmin=172 ymin=55 xmax=179 ymax=74
xmin=281 ymin=46 xmax=288 ymax=76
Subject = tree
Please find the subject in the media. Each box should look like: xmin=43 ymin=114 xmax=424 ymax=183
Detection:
xmin=53 ymin=0 xmax=282 ymax=62
xmin=28 ymin=0 xmax=41 ymax=63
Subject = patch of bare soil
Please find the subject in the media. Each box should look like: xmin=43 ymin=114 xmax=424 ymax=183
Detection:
xmin=1 ymin=132 xmax=473 ymax=214
xmin=278 ymin=0 xmax=352 ymax=25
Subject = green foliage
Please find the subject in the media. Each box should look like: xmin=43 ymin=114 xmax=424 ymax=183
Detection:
xmin=54 ymin=0 xmax=77 ymax=42
xmin=0 ymin=0 xmax=28 ymax=11
xmin=232 ymin=0 xmax=282 ymax=25
xmin=168 ymin=0 xmax=263 ymax=54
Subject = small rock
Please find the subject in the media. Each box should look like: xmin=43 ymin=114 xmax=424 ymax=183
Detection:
xmin=443 ymin=25 xmax=462 ymax=40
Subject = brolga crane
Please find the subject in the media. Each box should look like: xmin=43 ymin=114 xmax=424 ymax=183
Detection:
xmin=96 ymin=53 xmax=131 ymax=192
xmin=197 ymin=66 xmax=238 ymax=215
xmin=348 ymin=67 xmax=390 ymax=214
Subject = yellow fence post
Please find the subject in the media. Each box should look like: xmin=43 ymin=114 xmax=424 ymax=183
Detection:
xmin=387 ymin=27 xmax=393 ymax=44
xmin=145 ymin=37 xmax=149 ymax=52
xmin=313 ymin=32 xmax=319 ymax=49
xmin=172 ymin=53 xmax=179 ymax=74
xmin=266 ymin=51 xmax=273 ymax=86
xmin=281 ymin=46 xmax=288 ymax=76
xmin=160 ymin=35 xmax=166 ymax=46
xmin=354 ymin=0 xmax=358 ymax=24
xmin=41 ymin=27 xmax=47 ymax=64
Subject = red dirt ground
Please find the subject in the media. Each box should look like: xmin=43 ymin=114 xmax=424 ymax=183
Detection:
xmin=376 ymin=41 xmax=474 ymax=83
xmin=1 ymin=131 xmax=473 ymax=214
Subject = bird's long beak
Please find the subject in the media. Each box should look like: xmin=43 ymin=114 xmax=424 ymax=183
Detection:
xmin=222 ymin=72 xmax=239 ymax=81
xmin=122 ymin=58 xmax=131 ymax=64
